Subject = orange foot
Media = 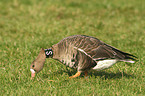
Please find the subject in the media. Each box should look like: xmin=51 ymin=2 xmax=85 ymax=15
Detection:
xmin=69 ymin=71 xmax=81 ymax=78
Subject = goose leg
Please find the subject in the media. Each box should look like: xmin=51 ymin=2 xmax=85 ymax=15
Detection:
xmin=69 ymin=71 xmax=81 ymax=78
xmin=84 ymin=71 xmax=88 ymax=77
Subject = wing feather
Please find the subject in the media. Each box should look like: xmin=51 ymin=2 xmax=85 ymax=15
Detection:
xmin=69 ymin=35 xmax=136 ymax=61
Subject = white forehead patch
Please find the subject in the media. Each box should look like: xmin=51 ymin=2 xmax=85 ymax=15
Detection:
xmin=30 ymin=69 xmax=35 ymax=73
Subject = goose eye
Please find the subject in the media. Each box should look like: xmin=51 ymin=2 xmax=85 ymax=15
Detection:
xmin=32 ymin=65 xmax=35 ymax=67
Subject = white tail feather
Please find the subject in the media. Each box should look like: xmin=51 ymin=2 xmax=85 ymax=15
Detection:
xmin=120 ymin=60 xmax=135 ymax=63
xmin=125 ymin=61 xmax=135 ymax=63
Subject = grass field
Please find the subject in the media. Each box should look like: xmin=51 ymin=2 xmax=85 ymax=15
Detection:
xmin=0 ymin=0 xmax=145 ymax=95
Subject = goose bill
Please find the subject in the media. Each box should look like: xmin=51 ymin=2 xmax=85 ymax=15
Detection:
xmin=30 ymin=69 xmax=35 ymax=78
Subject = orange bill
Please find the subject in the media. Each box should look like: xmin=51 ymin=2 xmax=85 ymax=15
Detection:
xmin=30 ymin=69 xmax=35 ymax=79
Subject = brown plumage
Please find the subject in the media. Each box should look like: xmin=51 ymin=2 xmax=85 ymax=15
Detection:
xmin=30 ymin=35 xmax=136 ymax=79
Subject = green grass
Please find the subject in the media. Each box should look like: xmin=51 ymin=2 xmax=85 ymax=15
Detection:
xmin=0 ymin=0 xmax=145 ymax=95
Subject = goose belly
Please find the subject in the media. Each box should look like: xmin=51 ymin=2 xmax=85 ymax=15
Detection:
xmin=59 ymin=53 xmax=77 ymax=69
xmin=60 ymin=58 xmax=76 ymax=68
xmin=92 ymin=59 xmax=117 ymax=71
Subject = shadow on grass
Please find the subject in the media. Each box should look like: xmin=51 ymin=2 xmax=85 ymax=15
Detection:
xmin=90 ymin=71 xmax=135 ymax=79
xmin=42 ymin=68 xmax=135 ymax=80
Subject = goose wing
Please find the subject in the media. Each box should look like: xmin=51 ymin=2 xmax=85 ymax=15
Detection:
xmin=70 ymin=35 xmax=136 ymax=61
